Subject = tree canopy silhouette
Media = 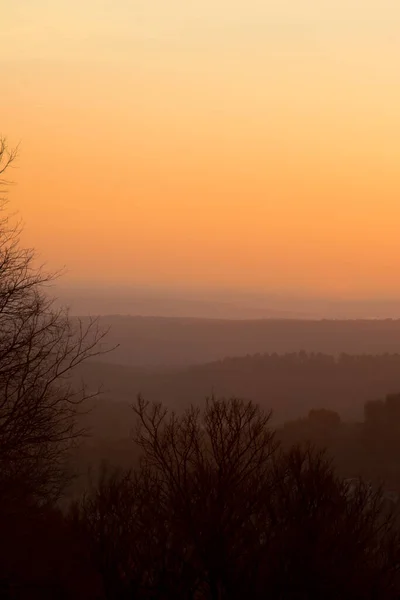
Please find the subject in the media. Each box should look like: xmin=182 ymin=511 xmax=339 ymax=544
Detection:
xmin=74 ymin=396 xmax=400 ymax=599
xmin=0 ymin=137 xmax=108 ymax=505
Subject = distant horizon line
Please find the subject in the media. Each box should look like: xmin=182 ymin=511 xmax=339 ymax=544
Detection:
xmin=72 ymin=314 xmax=400 ymax=322
xmin=53 ymin=282 xmax=400 ymax=305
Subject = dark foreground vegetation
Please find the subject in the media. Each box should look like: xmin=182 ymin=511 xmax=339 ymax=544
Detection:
xmin=71 ymin=389 xmax=400 ymax=501
xmin=5 ymin=396 xmax=400 ymax=599
xmin=2 ymin=138 xmax=400 ymax=598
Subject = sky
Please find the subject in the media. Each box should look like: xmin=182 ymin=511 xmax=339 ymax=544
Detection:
xmin=2 ymin=1 xmax=400 ymax=299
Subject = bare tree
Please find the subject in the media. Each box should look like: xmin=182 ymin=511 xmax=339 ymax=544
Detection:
xmin=75 ymin=397 xmax=400 ymax=599
xmin=253 ymin=445 xmax=400 ymax=599
xmin=73 ymin=397 xmax=277 ymax=599
xmin=0 ymin=137 xmax=109 ymax=504
xmin=131 ymin=396 xmax=278 ymax=599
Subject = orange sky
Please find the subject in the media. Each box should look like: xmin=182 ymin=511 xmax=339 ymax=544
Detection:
xmin=2 ymin=1 xmax=400 ymax=297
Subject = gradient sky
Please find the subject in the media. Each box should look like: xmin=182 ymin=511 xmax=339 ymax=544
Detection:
xmin=2 ymin=1 xmax=400 ymax=297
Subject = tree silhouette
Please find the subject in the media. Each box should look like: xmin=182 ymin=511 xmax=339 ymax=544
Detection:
xmin=0 ymin=136 xmax=111 ymax=595
xmin=0 ymin=137 xmax=112 ymax=504
xmin=74 ymin=397 xmax=400 ymax=599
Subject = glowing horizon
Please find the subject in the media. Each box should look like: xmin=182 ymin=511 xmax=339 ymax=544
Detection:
xmin=3 ymin=1 xmax=400 ymax=298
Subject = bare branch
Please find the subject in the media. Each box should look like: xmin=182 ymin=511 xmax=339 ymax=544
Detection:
xmin=0 ymin=136 xmax=112 ymax=502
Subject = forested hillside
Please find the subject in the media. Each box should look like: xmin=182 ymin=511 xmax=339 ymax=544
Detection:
xmin=77 ymin=352 xmax=400 ymax=426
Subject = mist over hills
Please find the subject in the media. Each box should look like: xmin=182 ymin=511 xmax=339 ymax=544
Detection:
xmin=73 ymin=315 xmax=400 ymax=438
xmin=57 ymin=285 xmax=400 ymax=320
xmin=85 ymin=315 xmax=400 ymax=367
xmin=57 ymin=286 xmax=314 ymax=319
xmin=76 ymin=352 xmax=400 ymax=438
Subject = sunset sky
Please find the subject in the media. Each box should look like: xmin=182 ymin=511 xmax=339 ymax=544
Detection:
xmin=2 ymin=1 xmax=400 ymax=298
